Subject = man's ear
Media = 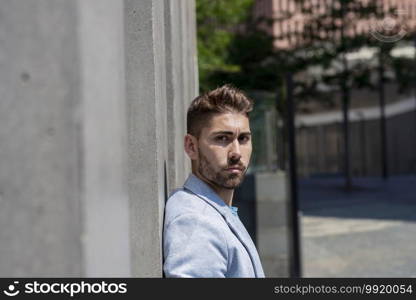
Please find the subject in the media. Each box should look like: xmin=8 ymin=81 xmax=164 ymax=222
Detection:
xmin=184 ymin=134 xmax=198 ymax=160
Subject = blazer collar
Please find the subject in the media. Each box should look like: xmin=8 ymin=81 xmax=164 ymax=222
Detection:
xmin=183 ymin=173 xmax=264 ymax=277
xmin=183 ymin=173 xmax=231 ymax=217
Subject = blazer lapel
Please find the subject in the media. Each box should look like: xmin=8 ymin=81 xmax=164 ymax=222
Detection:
xmin=183 ymin=174 xmax=264 ymax=277
xmin=224 ymin=213 xmax=264 ymax=277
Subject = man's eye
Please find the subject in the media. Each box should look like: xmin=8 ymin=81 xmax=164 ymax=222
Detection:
xmin=239 ymin=136 xmax=250 ymax=143
xmin=216 ymin=136 xmax=228 ymax=142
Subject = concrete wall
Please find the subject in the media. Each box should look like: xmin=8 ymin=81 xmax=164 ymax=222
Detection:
xmin=0 ymin=0 xmax=197 ymax=277
xmin=78 ymin=0 xmax=130 ymax=277
xmin=164 ymin=0 xmax=198 ymax=191
xmin=0 ymin=0 xmax=83 ymax=277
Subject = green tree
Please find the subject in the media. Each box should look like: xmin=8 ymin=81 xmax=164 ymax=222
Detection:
xmin=197 ymin=0 xmax=289 ymax=94
xmin=196 ymin=0 xmax=253 ymax=91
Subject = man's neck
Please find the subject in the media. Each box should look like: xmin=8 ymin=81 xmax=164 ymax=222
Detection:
xmin=193 ymin=172 xmax=234 ymax=206
xmin=212 ymin=187 xmax=234 ymax=207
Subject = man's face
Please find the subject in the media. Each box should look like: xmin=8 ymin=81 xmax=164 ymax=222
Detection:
xmin=192 ymin=112 xmax=252 ymax=190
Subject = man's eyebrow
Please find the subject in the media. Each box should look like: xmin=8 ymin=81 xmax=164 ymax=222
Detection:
xmin=239 ymin=132 xmax=251 ymax=136
xmin=212 ymin=131 xmax=234 ymax=135
xmin=211 ymin=131 xmax=251 ymax=135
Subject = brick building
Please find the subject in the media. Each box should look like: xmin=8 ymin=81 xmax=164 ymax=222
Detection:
xmin=253 ymin=0 xmax=416 ymax=48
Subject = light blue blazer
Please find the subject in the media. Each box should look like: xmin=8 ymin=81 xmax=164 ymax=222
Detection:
xmin=163 ymin=174 xmax=265 ymax=278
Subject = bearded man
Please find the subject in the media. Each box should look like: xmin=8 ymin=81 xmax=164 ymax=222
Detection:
xmin=163 ymin=85 xmax=265 ymax=278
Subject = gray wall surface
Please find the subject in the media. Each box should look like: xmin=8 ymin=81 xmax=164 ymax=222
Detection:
xmin=0 ymin=0 xmax=197 ymax=277
xmin=0 ymin=0 xmax=83 ymax=277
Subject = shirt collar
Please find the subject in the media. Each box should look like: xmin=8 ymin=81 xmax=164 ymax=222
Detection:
xmin=229 ymin=205 xmax=239 ymax=216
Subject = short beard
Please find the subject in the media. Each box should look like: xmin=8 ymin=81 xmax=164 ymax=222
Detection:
xmin=197 ymin=149 xmax=247 ymax=190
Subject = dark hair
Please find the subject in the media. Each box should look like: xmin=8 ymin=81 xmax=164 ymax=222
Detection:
xmin=187 ymin=85 xmax=253 ymax=138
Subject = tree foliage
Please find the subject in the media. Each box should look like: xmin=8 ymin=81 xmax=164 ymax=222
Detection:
xmin=196 ymin=0 xmax=253 ymax=91
xmin=278 ymin=0 xmax=386 ymax=96
xmin=196 ymin=0 xmax=412 ymax=101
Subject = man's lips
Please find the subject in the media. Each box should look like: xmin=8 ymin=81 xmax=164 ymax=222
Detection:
xmin=225 ymin=166 xmax=245 ymax=173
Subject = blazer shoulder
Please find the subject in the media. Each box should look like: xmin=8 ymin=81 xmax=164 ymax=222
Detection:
xmin=164 ymin=188 xmax=221 ymax=226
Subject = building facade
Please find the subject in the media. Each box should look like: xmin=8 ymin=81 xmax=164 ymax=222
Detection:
xmin=253 ymin=0 xmax=416 ymax=48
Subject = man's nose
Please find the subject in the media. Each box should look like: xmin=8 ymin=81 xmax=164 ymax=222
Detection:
xmin=229 ymin=139 xmax=241 ymax=161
